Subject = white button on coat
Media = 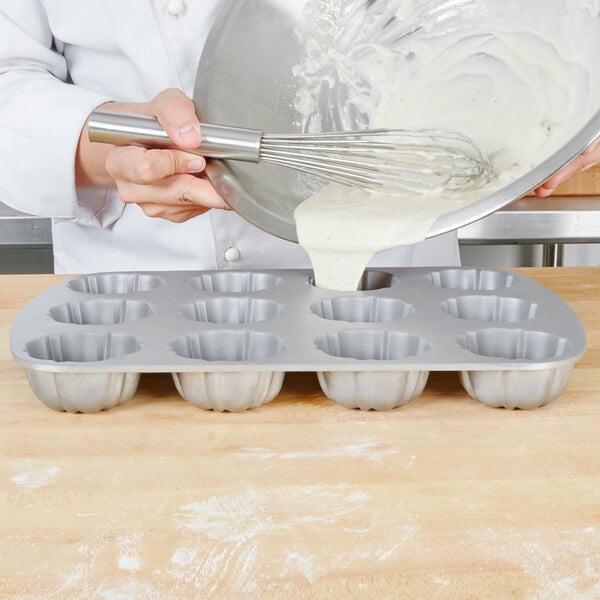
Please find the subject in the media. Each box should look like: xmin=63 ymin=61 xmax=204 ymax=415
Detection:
xmin=167 ymin=0 xmax=187 ymax=16
xmin=224 ymin=247 xmax=241 ymax=262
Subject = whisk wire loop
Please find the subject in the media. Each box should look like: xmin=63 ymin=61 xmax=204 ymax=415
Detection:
xmin=260 ymin=128 xmax=492 ymax=191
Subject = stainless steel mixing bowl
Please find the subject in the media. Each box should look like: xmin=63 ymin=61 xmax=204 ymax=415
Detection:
xmin=195 ymin=0 xmax=600 ymax=242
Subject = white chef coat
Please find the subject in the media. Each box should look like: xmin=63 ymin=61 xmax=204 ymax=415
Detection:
xmin=0 ymin=0 xmax=459 ymax=274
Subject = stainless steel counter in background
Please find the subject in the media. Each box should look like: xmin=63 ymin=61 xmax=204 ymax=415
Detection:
xmin=0 ymin=203 xmax=53 ymax=273
xmin=1 ymin=197 xmax=600 ymax=272
xmin=0 ymin=203 xmax=52 ymax=248
xmin=457 ymin=196 xmax=600 ymax=266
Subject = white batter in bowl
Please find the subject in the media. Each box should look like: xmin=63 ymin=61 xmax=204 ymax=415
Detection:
xmin=292 ymin=0 xmax=600 ymax=289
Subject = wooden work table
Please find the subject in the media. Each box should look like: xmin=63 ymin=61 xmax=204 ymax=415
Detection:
xmin=1 ymin=269 xmax=599 ymax=599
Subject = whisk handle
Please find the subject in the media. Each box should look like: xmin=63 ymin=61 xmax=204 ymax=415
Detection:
xmin=87 ymin=110 xmax=263 ymax=162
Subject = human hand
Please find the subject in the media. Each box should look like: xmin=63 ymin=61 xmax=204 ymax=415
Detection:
xmin=533 ymin=138 xmax=600 ymax=198
xmin=79 ymin=88 xmax=228 ymax=222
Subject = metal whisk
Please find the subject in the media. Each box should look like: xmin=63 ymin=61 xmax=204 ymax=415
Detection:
xmin=88 ymin=110 xmax=492 ymax=193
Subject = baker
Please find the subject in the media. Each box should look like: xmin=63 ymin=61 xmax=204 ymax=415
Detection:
xmin=0 ymin=2 xmax=596 ymax=275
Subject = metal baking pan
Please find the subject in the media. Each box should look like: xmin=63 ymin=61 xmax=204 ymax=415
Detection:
xmin=10 ymin=268 xmax=586 ymax=412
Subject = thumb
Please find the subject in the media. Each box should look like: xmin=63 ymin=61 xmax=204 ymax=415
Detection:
xmin=151 ymin=88 xmax=202 ymax=150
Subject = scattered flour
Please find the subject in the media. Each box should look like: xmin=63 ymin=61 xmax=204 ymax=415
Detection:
xmin=176 ymin=488 xmax=277 ymax=543
xmin=170 ymin=547 xmax=198 ymax=568
xmin=168 ymin=484 xmax=420 ymax=593
xmin=10 ymin=460 xmax=60 ymax=490
xmin=116 ymin=535 xmax=143 ymax=572
xmin=59 ymin=562 xmax=86 ymax=591
xmin=234 ymin=437 xmax=398 ymax=464
xmin=93 ymin=579 xmax=159 ymax=600
xmin=376 ymin=526 xmax=419 ymax=561
xmin=13 ymin=485 xmax=598 ymax=598
xmin=432 ymin=574 xmax=451 ymax=588
xmin=467 ymin=525 xmax=600 ymax=600
xmin=58 ymin=542 xmax=106 ymax=594
xmin=281 ymin=551 xmax=327 ymax=584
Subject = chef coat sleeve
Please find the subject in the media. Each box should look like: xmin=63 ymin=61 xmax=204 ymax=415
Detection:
xmin=0 ymin=2 xmax=114 ymax=225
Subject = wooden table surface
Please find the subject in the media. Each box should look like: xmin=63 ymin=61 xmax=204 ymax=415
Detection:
xmin=1 ymin=269 xmax=599 ymax=599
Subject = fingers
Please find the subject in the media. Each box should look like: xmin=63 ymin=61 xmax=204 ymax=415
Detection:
xmin=534 ymin=161 xmax=583 ymax=197
xmin=106 ymin=144 xmax=228 ymax=223
xmin=150 ymin=88 xmax=202 ymax=150
xmin=119 ymin=173 xmax=227 ymax=210
xmin=99 ymin=89 xmax=230 ymax=223
xmin=534 ymin=139 xmax=600 ymax=197
xmin=106 ymin=146 xmax=205 ymax=183
xmin=118 ymin=173 xmax=229 ymax=222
